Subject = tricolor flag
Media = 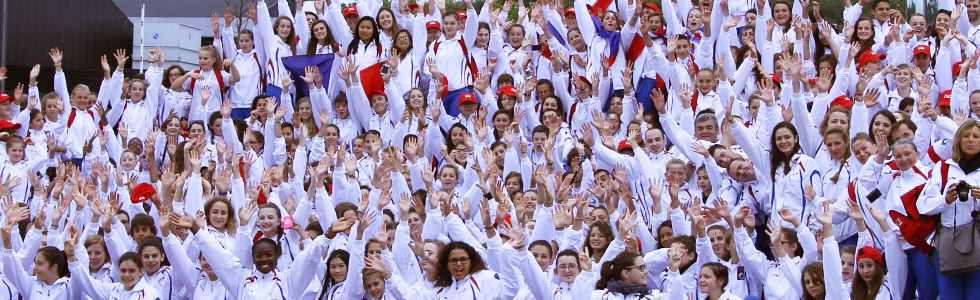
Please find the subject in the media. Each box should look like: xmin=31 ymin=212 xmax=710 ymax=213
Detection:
xmin=281 ymin=54 xmax=336 ymax=100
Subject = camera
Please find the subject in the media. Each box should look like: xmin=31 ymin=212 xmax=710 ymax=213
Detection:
xmin=957 ymin=180 xmax=971 ymax=202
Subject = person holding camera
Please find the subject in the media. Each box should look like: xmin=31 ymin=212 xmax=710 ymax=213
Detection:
xmin=920 ymin=119 xmax=980 ymax=299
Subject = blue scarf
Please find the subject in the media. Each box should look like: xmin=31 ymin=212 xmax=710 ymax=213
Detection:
xmin=592 ymin=16 xmax=621 ymax=66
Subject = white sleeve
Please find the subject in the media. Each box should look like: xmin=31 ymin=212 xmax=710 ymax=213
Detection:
xmin=194 ymin=228 xmax=247 ymax=299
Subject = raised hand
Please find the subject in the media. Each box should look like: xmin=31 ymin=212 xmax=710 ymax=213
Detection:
xmin=114 ymin=49 xmax=129 ymax=69
xmin=777 ymin=208 xmax=801 ymax=228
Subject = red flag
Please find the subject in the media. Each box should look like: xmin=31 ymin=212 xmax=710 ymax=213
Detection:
xmin=359 ymin=63 xmax=386 ymax=100
xmin=589 ymin=0 xmax=614 ymax=16
xmin=625 ymin=33 xmax=646 ymax=64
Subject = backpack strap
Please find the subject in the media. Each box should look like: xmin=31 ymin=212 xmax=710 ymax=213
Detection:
xmin=458 ymin=38 xmax=478 ymax=78
xmin=188 ymin=70 xmax=202 ymax=93
xmin=214 ymin=69 xmax=226 ymax=93
xmin=189 ymin=69 xmax=227 ymax=95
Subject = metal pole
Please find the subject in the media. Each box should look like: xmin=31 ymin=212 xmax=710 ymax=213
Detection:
xmin=140 ymin=4 xmax=145 ymax=73
xmin=0 ymin=0 xmax=8 ymax=93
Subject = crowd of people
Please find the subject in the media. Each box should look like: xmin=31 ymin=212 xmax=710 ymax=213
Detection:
xmin=0 ymin=0 xmax=979 ymax=298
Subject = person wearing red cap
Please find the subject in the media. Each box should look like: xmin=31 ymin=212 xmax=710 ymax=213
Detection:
xmin=425 ymin=20 xmax=442 ymax=44
xmin=855 ymin=49 xmax=885 ymax=74
xmin=343 ymin=5 xmax=359 ymax=32
xmin=912 ymin=44 xmax=933 ymax=72
xmin=435 ymin=89 xmax=483 ymax=144
xmin=849 ymin=204 xmax=907 ymax=300
xmin=563 ymin=7 xmax=577 ymax=26
xmin=455 ymin=11 xmax=468 ymax=31
xmin=815 ymin=192 xmax=908 ymax=300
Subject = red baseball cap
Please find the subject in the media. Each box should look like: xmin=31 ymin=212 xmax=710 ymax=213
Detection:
xmin=370 ymin=90 xmax=387 ymax=99
xmin=578 ymin=76 xmax=593 ymax=89
xmin=130 ymin=183 xmax=157 ymax=203
xmin=830 ymin=95 xmax=854 ymax=108
xmin=857 ymin=246 xmax=884 ymax=266
xmin=459 ymin=93 xmax=477 ymax=104
xmin=644 ymin=3 xmax=662 ymax=12
xmin=407 ymin=3 xmax=419 ymax=10
xmin=426 ymin=20 xmax=441 ymax=30
xmin=617 ymin=140 xmax=632 ymax=151
xmin=343 ymin=6 xmax=358 ymax=17
xmin=0 ymin=94 xmax=12 ymax=103
xmin=939 ymin=90 xmax=952 ymax=106
xmin=456 ymin=11 xmax=467 ymax=20
xmin=564 ymin=7 xmax=575 ymax=15
xmin=857 ymin=50 xmax=886 ymax=70
xmin=500 ymin=85 xmax=518 ymax=97
xmin=954 ymin=61 xmax=964 ymax=75
xmin=0 ymin=120 xmax=20 ymax=131
xmin=913 ymin=45 xmax=930 ymax=57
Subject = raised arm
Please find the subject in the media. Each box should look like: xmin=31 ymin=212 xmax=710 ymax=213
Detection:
xmin=191 ymin=221 xmax=246 ymax=299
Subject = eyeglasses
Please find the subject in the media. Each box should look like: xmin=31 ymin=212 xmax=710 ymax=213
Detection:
xmin=448 ymin=257 xmax=471 ymax=265
xmin=556 ymin=265 xmax=578 ymax=271
xmin=626 ymin=265 xmax=647 ymax=272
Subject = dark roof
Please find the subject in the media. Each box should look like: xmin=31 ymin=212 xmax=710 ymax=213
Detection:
xmin=112 ymin=0 xmax=232 ymax=18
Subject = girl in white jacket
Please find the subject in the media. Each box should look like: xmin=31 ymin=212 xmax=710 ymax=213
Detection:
xmin=698 ymin=262 xmax=743 ymax=300
xmin=591 ymin=251 xmax=684 ymax=300
xmin=1 ymin=212 xmax=73 ymax=300
xmin=158 ymin=206 xmax=231 ymax=300
xmin=67 ymin=228 xmax=162 ymax=300
xmin=732 ymin=205 xmax=818 ymax=300
xmin=184 ymin=212 xmax=355 ymax=300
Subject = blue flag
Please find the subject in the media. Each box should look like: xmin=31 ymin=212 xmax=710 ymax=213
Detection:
xmin=280 ymin=54 xmax=335 ymax=100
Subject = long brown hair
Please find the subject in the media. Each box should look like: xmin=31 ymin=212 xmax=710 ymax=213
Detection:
xmin=595 ymin=252 xmax=643 ymax=289
xmin=850 ymin=18 xmax=876 ymax=65
xmin=306 ymin=20 xmax=337 ymax=55
xmin=824 ymin=128 xmax=852 ymax=183
xmin=200 ymin=46 xmax=222 ymax=72
xmin=162 ymin=65 xmax=187 ymax=88
xmin=377 ymin=8 xmax=401 ymax=37
xmin=204 ymin=197 xmax=238 ymax=235
xmin=801 ymin=262 xmax=825 ymax=300
xmin=850 ymin=258 xmax=885 ymax=300
xmin=273 ymin=16 xmax=298 ymax=55
xmin=769 ymin=122 xmax=802 ymax=179
xmin=585 ymin=220 xmax=614 ymax=262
